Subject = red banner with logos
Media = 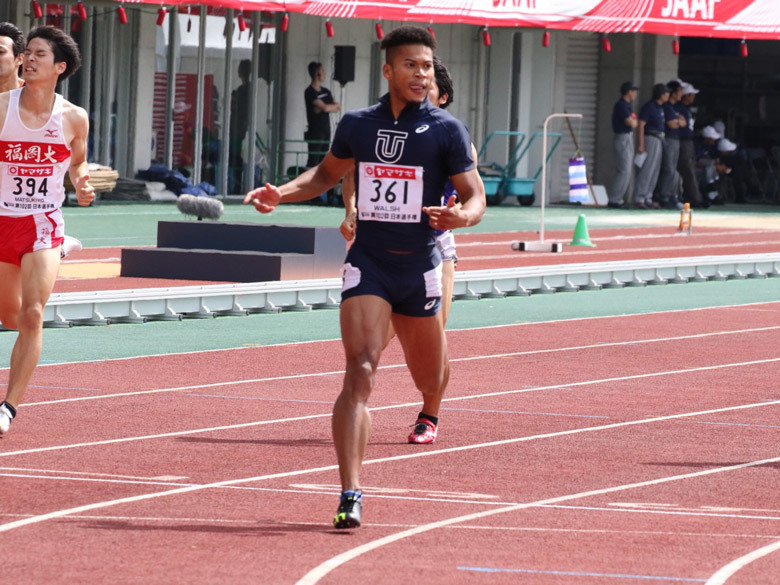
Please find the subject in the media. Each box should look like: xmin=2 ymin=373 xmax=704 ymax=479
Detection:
xmin=120 ymin=1 xmax=780 ymax=39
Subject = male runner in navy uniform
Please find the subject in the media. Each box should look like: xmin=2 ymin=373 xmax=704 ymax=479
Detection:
xmin=244 ymin=26 xmax=485 ymax=528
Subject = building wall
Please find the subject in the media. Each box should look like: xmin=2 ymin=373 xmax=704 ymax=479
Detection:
xmin=3 ymin=0 xmax=689 ymax=203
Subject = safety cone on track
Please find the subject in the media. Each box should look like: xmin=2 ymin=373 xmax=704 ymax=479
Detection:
xmin=569 ymin=214 xmax=596 ymax=247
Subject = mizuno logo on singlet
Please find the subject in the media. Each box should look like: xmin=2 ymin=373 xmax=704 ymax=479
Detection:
xmin=375 ymin=129 xmax=407 ymax=163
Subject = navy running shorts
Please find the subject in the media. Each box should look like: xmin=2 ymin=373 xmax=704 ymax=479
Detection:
xmin=340 ymin=243 xmax=442 ymax=317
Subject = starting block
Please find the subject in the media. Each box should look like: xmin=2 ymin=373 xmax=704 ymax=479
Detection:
xmin=678 ymin=203 xmax=692 ymax=234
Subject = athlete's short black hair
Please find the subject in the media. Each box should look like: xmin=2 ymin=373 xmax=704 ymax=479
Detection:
xmin=433 ymin=56 xmax=453 ymax=109
xmin=0 ymin=22 xmax=25 ymax=57
xmin=27 ymin=25 xmax=81 ymax=82
xmin=307 ymin=61 xmax=322 ymax=80
xmin=381 ymin=25 xmax=436 ymax=63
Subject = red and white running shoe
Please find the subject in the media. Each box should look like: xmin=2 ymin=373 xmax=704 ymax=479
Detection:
xmin=408 ymin=417 xmax=437 ymax=444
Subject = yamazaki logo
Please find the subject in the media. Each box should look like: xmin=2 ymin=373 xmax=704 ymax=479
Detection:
xmin=661 ymin=0 xmax=721 ymax=19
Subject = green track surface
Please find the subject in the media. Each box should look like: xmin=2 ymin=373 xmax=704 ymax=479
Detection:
xmin=2 ymin=277 xmax=778 ymax=367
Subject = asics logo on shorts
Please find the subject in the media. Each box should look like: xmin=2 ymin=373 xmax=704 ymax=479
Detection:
xmin=375 ymin=130 xmax=408 ymax=163
xmin=424 ymin=299 xmax=436 ymax=311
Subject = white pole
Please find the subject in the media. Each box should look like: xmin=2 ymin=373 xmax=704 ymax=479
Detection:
xmin=540 ymin=112 xmax=582 ymax=242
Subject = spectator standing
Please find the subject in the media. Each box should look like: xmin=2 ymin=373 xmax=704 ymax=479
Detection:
xmin=675 ymin=82 xmax=702 ymax=207
xmin=304 ymin=61 xmax=339 ymax=167
xmin=229 ymin=59 xmax=252 ymax=192
xmin=608 ymin=81 xmax=638 ymax=208
xmin=633 ymin=83 xmax=669 ymax=209
xmin=657 ymin=80 xmax=686 ymax=209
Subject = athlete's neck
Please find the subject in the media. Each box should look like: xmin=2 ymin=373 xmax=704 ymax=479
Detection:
xmin=0 ymin=74 xmax=21 ymax=94
xmin=310 ymin=80 xmax=321 ymax=91
xmin=388 ymin=92 xmax=422 ymax=121
xmin=18 ymin=84 xmax=57 ymax=122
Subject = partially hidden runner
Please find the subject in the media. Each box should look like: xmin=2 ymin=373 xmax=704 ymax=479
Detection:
xmin=244 ymin=26 xmax=486 ymax=528
xmin=339 ymin=55 xmax=481 ymax=444
xmin=0 ymin=26 xmax=94 ymax=437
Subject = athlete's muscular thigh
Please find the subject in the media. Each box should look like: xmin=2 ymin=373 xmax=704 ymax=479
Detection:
xmin=16 ymin=248 xmax=60 ymax=327
xmin=392 ymin=312 xmax=447 ymax=391
xmin=340 ymin=295 xmax=392 ymax=363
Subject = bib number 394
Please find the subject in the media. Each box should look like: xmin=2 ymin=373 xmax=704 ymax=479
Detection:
xmin=12 ymin=176 xmax=49 ymax=197
xmin=358 ymin=162 xmax=423 ymax=223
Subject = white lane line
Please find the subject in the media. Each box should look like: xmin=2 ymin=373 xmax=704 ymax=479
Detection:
xmin=1 ymin=512 xmax=775 ymax=542
xmin=18 ymin=326 xmax=780 ymax=408
xmin=3 ymin=357 xmax=779 ymax=458
xmin=0 ymin=466 xmax=186 ymax=481
xmin=3 ymin=300 xmax=779 ymax=371
xmin=0 ymin=399 xmax=777 ymax=535
xmin=705 ymin=539 xmax=780 ymax=585
xmin=296 ymin=455 xmax=780 ymax=585
xmin=544 ymin=503 xmax=780 ymax=523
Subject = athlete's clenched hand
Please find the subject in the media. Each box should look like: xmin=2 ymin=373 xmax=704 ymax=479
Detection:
xmin=244 ymin=183 xmax=281 ymax=213
xmin=75 ymin=174 xmax=95 ymax=206
xmin=340 ymin=211 xmax=357 ymax=241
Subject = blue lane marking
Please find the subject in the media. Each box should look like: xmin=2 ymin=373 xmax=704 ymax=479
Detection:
xmin=441 ymin=407 xmax=608 ymax=419
xmin=696 ymin=421 xmax=780 ymax=429
xmin=457 ymin=567 xmax=706 ymax=582
xmin=187 ymin=393 xmax=333 ymax=404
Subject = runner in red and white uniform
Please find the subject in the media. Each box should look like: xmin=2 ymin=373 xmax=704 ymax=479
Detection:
xmin=0 ymin=22 xmax=82 ymax=260
xmin=0 ymin=25 xmax=94 ymax=437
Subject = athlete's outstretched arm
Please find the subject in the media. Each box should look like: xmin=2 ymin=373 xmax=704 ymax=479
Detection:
xmin=244 ymin=153 xmax=354 ymax=214
xmin=66 ymin=106 xmax=95 ymax=207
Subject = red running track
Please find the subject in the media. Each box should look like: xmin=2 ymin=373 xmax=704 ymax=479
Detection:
xmin=1 ymin=302 xmax=779 ymax=584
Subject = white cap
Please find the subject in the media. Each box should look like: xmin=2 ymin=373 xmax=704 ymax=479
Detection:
xmin=713 ymin=120 xmax=726 ymax=137
xmin=718 ymin=138 xmax=737 ymax=152
xmin=702 ymin=126 xmax=720 ymax=140
xmin=681 ymin=82 xmax=699 ymax=95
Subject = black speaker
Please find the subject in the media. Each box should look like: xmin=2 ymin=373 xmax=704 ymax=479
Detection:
xmin=257 ymin=43 xmax=272 ymax=83
xmin=333 ymin=45 xmax=355 ymax=86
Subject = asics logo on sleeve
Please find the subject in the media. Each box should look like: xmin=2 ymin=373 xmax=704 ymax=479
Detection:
xmin=415 ymin=125 xmax=430 ymax=134
xmin=375 ymin=130 xmax=408 ymax=163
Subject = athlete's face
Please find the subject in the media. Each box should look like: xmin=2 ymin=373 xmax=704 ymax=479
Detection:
xmin=23 ymin=38 xmax=66 ymax=83
xmin=383 ymin=44 xmax=434 ymax=105
xmin=0 ymin=37 xmax=22 ymax=82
